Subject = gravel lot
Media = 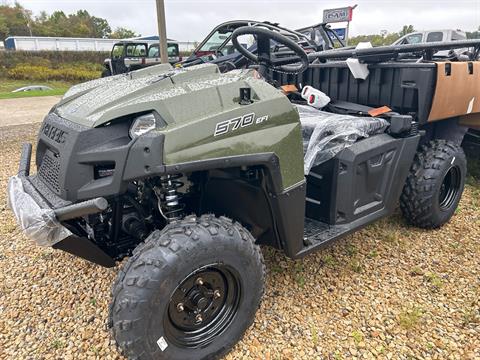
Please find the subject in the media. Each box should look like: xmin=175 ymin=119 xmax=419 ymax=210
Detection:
xmin=1 ymin=123 xmax=479 ymax=360
xmin=0 ymin=96 xmax=60 ymax=127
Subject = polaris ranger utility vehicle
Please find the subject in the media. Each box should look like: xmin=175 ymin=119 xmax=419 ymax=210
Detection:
xmin=102 ymin=40 xmax=180 ymax=77
xmin=7 ymin=26 xmax=480 ymax=360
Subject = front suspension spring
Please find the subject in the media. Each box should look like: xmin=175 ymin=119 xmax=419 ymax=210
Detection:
xmin=155 ymin=174 xmax=185 ymax=221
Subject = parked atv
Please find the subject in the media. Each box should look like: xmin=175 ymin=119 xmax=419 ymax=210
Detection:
xmin=102 ymin=40 xmax=180 ymax=77
xmin=7 ymin=26 xmax=480 ymax=360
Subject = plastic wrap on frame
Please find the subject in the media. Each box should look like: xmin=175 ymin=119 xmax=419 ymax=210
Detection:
xmin=7 ymin=175 xmax=72 ymax=246
xmin=297 ymin=105 xmax=389 ymax=174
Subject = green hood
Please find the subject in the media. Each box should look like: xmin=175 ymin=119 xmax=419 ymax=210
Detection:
xmin=55 ymin=63 xmax=256 ymax=128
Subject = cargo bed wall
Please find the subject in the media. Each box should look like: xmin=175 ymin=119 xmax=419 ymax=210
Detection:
xmin=271 ymin=62 xmax=437 ymax=124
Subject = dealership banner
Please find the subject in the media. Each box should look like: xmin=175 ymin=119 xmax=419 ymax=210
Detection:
xmin=323 ymin=7 xmax=353 ymax=23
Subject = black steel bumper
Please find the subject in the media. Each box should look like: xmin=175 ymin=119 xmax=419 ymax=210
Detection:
xmin=9 ymin=143 xmax=116 ymax=267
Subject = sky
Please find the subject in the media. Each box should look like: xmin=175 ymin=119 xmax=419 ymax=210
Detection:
xmin=11 ymin=0 xmax=480 ymax=41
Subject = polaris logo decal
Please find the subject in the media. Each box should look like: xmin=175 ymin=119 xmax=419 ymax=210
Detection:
xmin=214 ymin=113 xmax=269 ymax=137
xmin=42 ymin=123 xmax=68 ymax=144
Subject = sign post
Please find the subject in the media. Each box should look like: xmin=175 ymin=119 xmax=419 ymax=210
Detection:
xmin=323 ymin=5 xmax=357 ymax=45
xmin=155 ymin=0 xmax=169 ymax=64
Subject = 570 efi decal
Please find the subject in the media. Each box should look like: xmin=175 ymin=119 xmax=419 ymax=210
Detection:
xmin=214 ymin=113 xmax=269 ymax=137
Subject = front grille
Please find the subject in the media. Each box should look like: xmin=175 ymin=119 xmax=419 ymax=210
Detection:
xmin=38 ymin=150 xmax=61 ymax=193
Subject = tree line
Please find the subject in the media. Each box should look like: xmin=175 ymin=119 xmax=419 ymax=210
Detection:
xmin=0 ymin=2 xmax=138 ymax=41
xmin=1 ymin=2 xmax=479 ymax=45
xmin=349 ymin=25 xmax=480 ymax=46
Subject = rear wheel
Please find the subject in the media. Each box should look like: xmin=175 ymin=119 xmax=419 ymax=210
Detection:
xmin=101 ymin=68 xmax=111 ymax=77
xmin=400 ymin=140 xmax=466 ymax=228
xmin=109 ymin=215 xmax=265 ymax=360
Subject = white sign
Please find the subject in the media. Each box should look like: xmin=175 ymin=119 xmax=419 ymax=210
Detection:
xmin=323 ymin=7 xmax=353 ymax=23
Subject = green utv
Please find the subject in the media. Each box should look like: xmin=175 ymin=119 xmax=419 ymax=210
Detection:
xmin=8 ymin=26 xmax=480 ymax=360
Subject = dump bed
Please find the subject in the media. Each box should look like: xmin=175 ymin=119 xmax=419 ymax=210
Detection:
xmin=273 ymin=62 xmax=436 ymax=123
xmin=273 ymin=60 xmax=480 ymax=126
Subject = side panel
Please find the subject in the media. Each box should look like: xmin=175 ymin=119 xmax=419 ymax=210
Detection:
xmin=428 ymin=62 xmax=480 ymax=122
xmin=163 ymin=81 xmax=305 ymax=190
xmin=306 ymin=134 xmax=420 ymax=225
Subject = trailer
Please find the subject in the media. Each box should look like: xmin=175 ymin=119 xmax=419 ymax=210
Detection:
xmin=4 ymin=36 xmax=118 ymax=52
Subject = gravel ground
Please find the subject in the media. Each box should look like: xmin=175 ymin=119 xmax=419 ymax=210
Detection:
xmin=0 ymin=96 xmax=60 ymax=127
xmin=1 ymin=124 xmax=479 ymax=360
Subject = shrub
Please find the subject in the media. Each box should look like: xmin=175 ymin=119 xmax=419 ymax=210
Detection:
xmin=0 ymin=50 xmax=108 ymax=69
xmin=7 ymin=64 xmax=100 ymax=82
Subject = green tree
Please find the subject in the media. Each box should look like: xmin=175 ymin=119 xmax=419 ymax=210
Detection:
xmin=399 ymin=25 xmax=415 ymax=37
xmin=0 ymin=2 xmax=33 ymax=40
xmin=466 ymin=26 xmax=480 ymax=39
xmin=0 ymin=14 xmax=9 ymax=40
xmin=0 ymin=3 xmax=133 ymax=39
xmin=110 ymin=27 xmax=139 ymax=39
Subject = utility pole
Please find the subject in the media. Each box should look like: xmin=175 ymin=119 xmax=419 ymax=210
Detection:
xmin=155 ymin=0 xmax=169 ymax=63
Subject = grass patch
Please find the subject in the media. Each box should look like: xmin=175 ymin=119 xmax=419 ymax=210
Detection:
xmin=51 ymin=339 xmax=64 ymax=349
xmin=311 ymin=325 xmax=319 ymax=346
xmin=345 ymin=244 xmax=357 ymax=257
xmin=351 ymin=330 xmax=364 ymax=344
xmin=409 ymin=266 xmax=424 ymax=276
xmin=0 ymin=79 xmax=73 ymax=99
xmin=399 ymin=307 xmax=424 ymax=330
xmin=367 ymin=249 xmax=378 ymax=259
xmin=294 ymin=262 xmax=305 ymax=288
xmin=322 ymin=254 xmax=338 ymax=267
xmin=349 ymin=259 xmax=363 ymax=273
xmin=424 ymin=272 xmax=443 ymax=290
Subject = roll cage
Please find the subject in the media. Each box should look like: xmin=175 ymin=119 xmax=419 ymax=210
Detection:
xmin=183 ymin=19 xmax=339 ymax=67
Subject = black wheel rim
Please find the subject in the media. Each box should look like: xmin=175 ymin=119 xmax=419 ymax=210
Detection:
xmin=164 ymin=264 xmax=241 ymax=348
xmin=439 ymin=165 xmax=461 ymax=211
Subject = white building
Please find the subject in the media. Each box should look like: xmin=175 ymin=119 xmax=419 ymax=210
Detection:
xmin=5 ymin=36 xmax=120 ymax=51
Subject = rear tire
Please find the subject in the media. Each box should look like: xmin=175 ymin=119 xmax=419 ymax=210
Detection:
xmin=109 ymin=215 xmax=265 ymax=360
xmin=101 ymin=68 xmax=111 ymax=77
xmin=400 ymin=140 xmax=466 ymax=229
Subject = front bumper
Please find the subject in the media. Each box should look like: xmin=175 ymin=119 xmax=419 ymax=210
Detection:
xmin=8 ymin=144 xmax=115 ymax=266
xmin=8 ymin=174 xmax=71 ymax=247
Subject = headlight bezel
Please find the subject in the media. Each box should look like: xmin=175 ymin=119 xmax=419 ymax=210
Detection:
xmin=129 ymin=113 xmax=157 ymax=139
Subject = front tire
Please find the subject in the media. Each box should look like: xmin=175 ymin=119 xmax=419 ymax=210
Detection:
xmin=109 ymin=215 xmax=265 ymax=360
xmin=400 ymin=140 xmax=466 ymax=228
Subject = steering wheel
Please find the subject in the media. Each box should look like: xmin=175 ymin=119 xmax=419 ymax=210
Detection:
xmin=231 ymin=26 xmax=309 ymax=74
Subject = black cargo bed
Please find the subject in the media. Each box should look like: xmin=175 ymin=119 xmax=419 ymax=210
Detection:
xmin=271 ymin=62 xmax=437 ymax=124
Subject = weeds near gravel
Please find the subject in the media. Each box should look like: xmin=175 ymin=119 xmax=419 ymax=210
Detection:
xmin=351 ymin=330 xmax=364 ymax=344
xmin=322 ymin=254 xmax=337 ymax=267
xmin=409 ymin=266 xmax=424 ymax=276
xmin=424 ymin=272 xmax=443 ymax=290
xmin=345 ymin=244 xmax=357 ymax=257
xmin=383 ymin=230 xmax=399 ymax=245
xmin=89 ymin=298 xmax=97 ymax=306
xmin=334 ymin=351 xmax=343 ymax=360
xmin=399 ymin=307 xmax=424 ymax=330
xmin=311 ymin=325 xmax=319 ymax=346
xmin=294 ymin=262 xmax=305 ymax=288
xmin=349 ymin=259 xmax=363 ymax=273
xmin=367 ymin=249 xmax=378 ymax=258
xmin=270 ymin=263 xmax=284 ymax=274
xmin=51 ymin=339 xmax=64 ymax=349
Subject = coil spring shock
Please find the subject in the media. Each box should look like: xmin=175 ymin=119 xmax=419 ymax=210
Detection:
xmin=154 ymin=174 xmax=185 ymax=222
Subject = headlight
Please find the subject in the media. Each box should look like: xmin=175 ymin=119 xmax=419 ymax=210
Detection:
xmin=129 ymin=113 xmax=156 ymax=139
